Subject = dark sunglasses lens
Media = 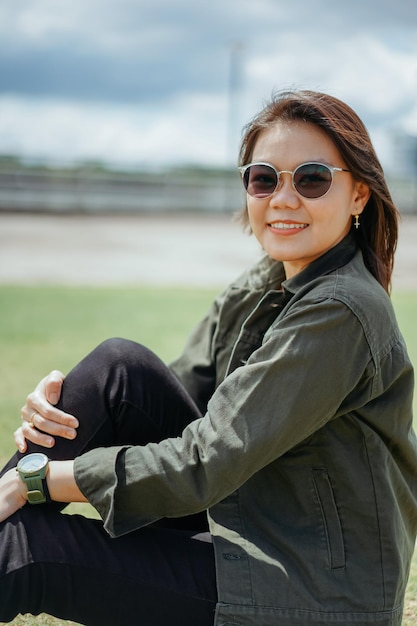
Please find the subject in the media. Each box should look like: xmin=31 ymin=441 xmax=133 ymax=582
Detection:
xmin=243 ymin=164 xmax=277 ymax=197
xmin=293 ymin=164 xmax=332 ymax=198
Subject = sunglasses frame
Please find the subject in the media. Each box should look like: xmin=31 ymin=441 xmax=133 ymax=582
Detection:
xmin=238 ymin=161 xmax=351 ymax=200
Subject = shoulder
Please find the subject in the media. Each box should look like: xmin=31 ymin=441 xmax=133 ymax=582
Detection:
xmin=287 ymin=250 xmax=402 ymax=355
xmin=324 ymin=251 xmax=394 ymax=320
xmin=289 ymin=250 xmax=390 ymax=309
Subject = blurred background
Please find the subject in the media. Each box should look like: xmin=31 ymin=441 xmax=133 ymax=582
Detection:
xmin=0 ymin=0 xmax=416 ymax=215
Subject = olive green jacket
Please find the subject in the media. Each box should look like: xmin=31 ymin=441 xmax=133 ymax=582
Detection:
xmin=75 ymin=235 xmax=417 ymax=625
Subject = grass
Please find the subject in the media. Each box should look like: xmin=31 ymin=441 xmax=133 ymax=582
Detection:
xmin=0 ymin=285 xmax=218 ymax=459
xmin=0 ymin=285 xmax=416 ymax=625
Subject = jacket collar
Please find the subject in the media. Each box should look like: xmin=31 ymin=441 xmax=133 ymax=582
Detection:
xmin=247 ymin=233 xmax=358 ymax=293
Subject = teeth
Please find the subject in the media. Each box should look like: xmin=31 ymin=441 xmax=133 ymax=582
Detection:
xmin=270 ymin=222 xmax=307 ymax=230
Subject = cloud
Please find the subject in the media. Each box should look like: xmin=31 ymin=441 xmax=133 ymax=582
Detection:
xmin=0 ymin=92 xmax=229 ymax=167
xmin=0 ymin=0 xmax=241 ymax=103
xmin=244 ymin=32 xmax=417 ymax=122
xmin=3 ymin=0 xmax=416 ymax=104
xmin=0 ymin=0 xmax=416 ymax=167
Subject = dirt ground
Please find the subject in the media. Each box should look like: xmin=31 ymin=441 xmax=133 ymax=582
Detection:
xmin=0 ymin=211 xmax=416 ymax=290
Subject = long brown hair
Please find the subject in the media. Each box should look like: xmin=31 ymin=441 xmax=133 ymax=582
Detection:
xmin=238 ymin=90 xmax=399 ymax=293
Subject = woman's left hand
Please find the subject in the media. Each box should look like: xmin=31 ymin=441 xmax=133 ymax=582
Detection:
xmin=0 ymin=468 xmax=27 ymax=523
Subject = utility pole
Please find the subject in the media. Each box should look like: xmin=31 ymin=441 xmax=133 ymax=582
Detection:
xmin=226 ymin=41 xmax=244 ymax=168
xmin=224 ymin=41 xmax=244 ymax=213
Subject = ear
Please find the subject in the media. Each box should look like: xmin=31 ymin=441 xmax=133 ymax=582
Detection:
xmin=352 ymin=182 xmax=371 ymax=215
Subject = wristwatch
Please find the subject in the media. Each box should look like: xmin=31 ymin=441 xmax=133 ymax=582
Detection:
xmin=17 ymin=452 xmax=51 ymax=504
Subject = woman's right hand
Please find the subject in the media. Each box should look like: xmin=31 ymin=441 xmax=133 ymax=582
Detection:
xmin=14 ymin=370 xmax=79 ymax=453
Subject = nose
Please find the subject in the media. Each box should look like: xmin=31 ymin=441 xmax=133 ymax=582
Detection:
xmin=269 ymin=171 xmax=301 ymax=208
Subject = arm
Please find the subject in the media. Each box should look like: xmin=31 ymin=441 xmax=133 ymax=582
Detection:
xmin=14 ymin=370 xmax=79 ymax=452
xmin=75 ymin=298 xmax=374 ymax=537
xmin=0 ymin=460 xmax=87 ymax=523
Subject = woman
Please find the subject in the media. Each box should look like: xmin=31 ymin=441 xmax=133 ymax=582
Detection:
xmin=1 ymin=90 xmax=416 ymax=626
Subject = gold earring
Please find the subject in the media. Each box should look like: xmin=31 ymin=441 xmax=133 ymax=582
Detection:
xmin=354 ymin=214 xmax=360 ymax=229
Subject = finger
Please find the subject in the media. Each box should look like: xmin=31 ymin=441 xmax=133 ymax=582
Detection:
xmin=24 ymin=410 xmax=77 ymax=441
xmin=23 ymin=395 xmax=79 ymax=430
xmin=44 ymin=370 xmax=65 ymax=405
xmin=14 ymin=427 xmax=28 ymax=453
xmin=21 ymin=420 xmax=56 ymax=449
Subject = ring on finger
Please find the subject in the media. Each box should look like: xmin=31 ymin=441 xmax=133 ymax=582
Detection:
xmin=29 ymin=411 xmax=38 ymax=428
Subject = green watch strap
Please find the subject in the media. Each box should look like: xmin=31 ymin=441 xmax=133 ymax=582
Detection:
xmin=25 ymin=475 xmax=47 ymax=504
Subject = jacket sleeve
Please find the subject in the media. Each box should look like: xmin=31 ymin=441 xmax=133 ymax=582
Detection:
xmin=74 ymin=296 xmax=376 ymax=537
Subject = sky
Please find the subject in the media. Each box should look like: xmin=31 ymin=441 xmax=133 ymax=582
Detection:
xmin=0 ymin=0 xmax=417 ymax=171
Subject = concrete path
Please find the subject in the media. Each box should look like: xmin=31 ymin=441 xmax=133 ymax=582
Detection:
xmin=0 ymin=212 xmax=416 ymax=290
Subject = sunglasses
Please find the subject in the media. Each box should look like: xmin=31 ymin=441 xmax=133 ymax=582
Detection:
xmin=238 ymin=161 xmax=350 ymax=200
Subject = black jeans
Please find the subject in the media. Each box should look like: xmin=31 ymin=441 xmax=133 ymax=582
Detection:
xmin=0 ymin=339 xmax=218 ymax=625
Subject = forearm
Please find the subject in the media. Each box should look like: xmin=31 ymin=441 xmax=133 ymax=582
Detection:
xmin=0 ymin=460 xmax=88 ymax=524
xmin=47 ymin=460 xmax=88 ymax=503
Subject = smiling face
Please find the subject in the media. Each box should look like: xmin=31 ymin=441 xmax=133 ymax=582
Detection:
xmin=246 ymin=121 xmax=370 ymax=278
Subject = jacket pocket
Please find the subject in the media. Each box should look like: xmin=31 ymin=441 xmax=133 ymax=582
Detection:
xmin=312 ymin=468 xmax=345 ymax=570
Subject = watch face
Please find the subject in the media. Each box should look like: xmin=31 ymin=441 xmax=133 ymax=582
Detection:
xmin=18 ymin=452 xmax=48 ymax=472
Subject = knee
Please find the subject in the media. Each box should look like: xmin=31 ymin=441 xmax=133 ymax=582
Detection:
xmin=96 ymin=337 xmax=137 ymax=356
xmin=71 ymin=339 xmax=166 ymax=391
xmin=90 ymin=338 xmax=158 ymax=371
xmin=92 ymin=338 xmax=144 ymax=366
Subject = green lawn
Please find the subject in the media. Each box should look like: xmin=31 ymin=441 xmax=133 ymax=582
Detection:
xmin=0 ymin=285 xmax=416 ymax=625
